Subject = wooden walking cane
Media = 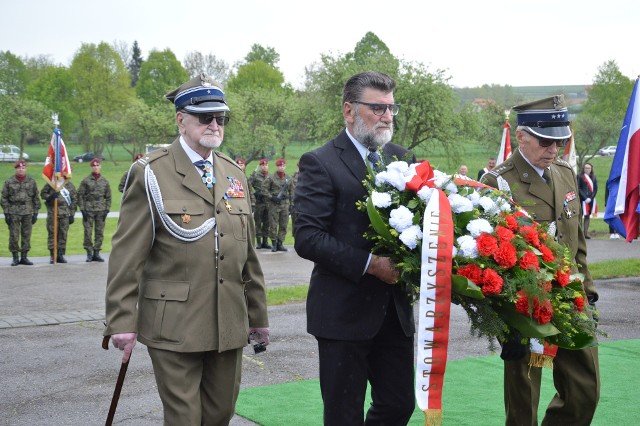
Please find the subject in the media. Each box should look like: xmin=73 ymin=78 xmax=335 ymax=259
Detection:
xmin=102 ymin=336 xmax=130 ymax=426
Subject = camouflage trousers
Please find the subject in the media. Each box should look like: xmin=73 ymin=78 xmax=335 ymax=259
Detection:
xmin=46 ymin=214 xmax=71 ymax=250
xmin=6 ymin=214 xmax=33 ymax=253
xmin=254 ymin=202 xmax=270 ymax=238
xmin=83 ymin=211 xmax=106 ymax=251
xmin=268 ymin=203 xmax=289 ymax=241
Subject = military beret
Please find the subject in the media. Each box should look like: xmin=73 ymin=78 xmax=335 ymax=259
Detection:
xmin=276 ymin=159 xmax=286 ymax=166
xmin=165 ymin=73 xmax=230 ymax=114
xmin=14 ymin=160 xmax=26 ymax=168
xmin=90 ymin=158 xmax=101 ymax=166
xmin=513 ymin=95 xmax=571 ymax=140
xmin=259 ymin=158 xmax=269 ymax=166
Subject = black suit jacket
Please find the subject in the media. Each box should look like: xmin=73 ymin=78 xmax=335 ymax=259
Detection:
xmin=294 ymin=130 xmax=415 ymax=340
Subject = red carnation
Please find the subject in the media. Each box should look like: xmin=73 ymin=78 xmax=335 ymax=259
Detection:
xmin=480 ymin=269 xmax=503 ymax=295
xmin=539 ymin=244 xmax=555 ymax=262
xmin=456 ymin=264 xmax=483 ymax=284
xmin=541 ymin=280 xmax=552 ymax=293
xmin=533 ymin=298 xmax=553 ymax=324
xmin=515 ymin=291 xmax=530 ymax=315
xmin=476 ymin=233 xmax=499 ymax=256
xmin=521 ymin=225 xmax=541 ymax=248
xmin=494 ymin=242 xmax=518 ymax=268
xmin=555 ymin=271 xmax=570 ymax=287
xmin=519 ymin=251 xmax=540 ymax=271
xmin=574 ymin=296 xmax=585 ymax=312
xmin=495 ymin=225 xmax=515 ymax=243
xmin=504 ymin=215 xmax=519 ymax=232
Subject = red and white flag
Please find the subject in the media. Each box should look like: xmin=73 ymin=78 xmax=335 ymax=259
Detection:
xmin=42 ymin=128 xmax=71 ymax=189
xmin=496 ymin=122 xmax=512 ymax=166
xmin=562 ymin=130 xmax=578 ymax=173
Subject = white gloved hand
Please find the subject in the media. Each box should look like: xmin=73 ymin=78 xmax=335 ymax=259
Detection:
xmin=585 ymin=198 xmax=592 ymax=203
xmin=111 ymin=332 xmax=137 ymax=362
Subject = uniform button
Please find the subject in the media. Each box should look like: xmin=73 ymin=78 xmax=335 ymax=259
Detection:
xmin=559 ymin=234 xmax=563 ymax=238
xmin=216 ymin=209 xmax=221 ymax=214
xmin=220 ymin=255 xmax=224 ymax=260
xmin=220 ymin=232 xmax=224 ymax=237
xmin=239 ymin=208 xmax=243 ymax=212
xmin=160 ymin=292 xmax=165 ymax=298
xmin=219 ymin=278 xmax=224 ymax=283
xmin=182 ymin=207 xmax=187 ymax=212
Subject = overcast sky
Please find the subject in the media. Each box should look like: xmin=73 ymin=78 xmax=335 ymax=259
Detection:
xmin=2 ymin=0 xmax=638 ymax=89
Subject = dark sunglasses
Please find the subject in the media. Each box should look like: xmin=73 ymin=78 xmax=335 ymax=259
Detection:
xmin=524 ymin=130 xmax=568 ymax=148
xmin=185 ymin=112 xmax=230 ymax=126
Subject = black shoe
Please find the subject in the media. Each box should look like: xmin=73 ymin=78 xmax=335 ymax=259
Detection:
xmin=277 ymin=240 xmax=288 ymax=252
xmin=19 ymin=252 xmax=33 ymax=265
xmin=271 ymin=240 xmax=278 ymax=252
xmin=256 ymin=237 xmax=263 ymax=250
xmin=50 ymin=249 xmax=55 ymax=264
xmin=92 ymin=251 xmax=104 ymax=262
xmin=57 ymin=250 xmax=67 ymax=263
xmin=585 ymin=235 xmax=591 ymax=239
xmin=11 ymin=252 xmax=20 ymax=266
xmin=262 ymin=240 xmax=272 ymax=250
xmin=86 ymin=251 xmax=93 ymax=262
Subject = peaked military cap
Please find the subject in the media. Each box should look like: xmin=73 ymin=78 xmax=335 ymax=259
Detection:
xmin=165 ymin=73 xmax=230 ymax=114
xmin=513 ymin=94 xmax=571 ymax=140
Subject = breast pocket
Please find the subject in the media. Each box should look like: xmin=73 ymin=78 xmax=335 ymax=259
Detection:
xmin=164 ymin=199 xmax=205 ymax=227
xmin=140 ymin=279 xmax=190 ymax=344
xmin=224 ymin=198 xmax=251 ymax=241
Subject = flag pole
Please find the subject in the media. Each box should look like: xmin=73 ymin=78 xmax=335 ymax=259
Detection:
xmin=52 ymin=114 xmax=59 ymax=264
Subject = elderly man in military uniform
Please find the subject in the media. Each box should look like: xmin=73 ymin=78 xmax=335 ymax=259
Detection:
xmin=265 ymin=158 xmax=292 ymax=252
xmin=248 ymin=158 xmax=271 ymax=249
xmin=40 ymin=179 xmax=77 ymax=264
xmin=481 ymin=95 xmax=600 ymax=426
xmin=104 ymin=74 xmax=269 ymax=425
xmin=78 ymin=157 xmax=111 ymax=262
xmin=1 ymin=160 xmax=40 ymax=266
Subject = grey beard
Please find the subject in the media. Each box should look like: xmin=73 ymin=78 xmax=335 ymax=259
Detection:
xmin=199 ymin=136 xmax=222 ymax=149
xmin=353 ymin=114 xmax=393 ymax=149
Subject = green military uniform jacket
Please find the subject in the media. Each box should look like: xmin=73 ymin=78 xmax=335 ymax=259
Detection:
xmin=78 ymin=174 xmax=111 ymax=212
xmin=264 ymin=172 xmax=292 ymax=206
xmin=481 ymin=148 xmax=596 ymax=297
xmin=1 ymin=175 xmax=41 ymax=215
xmin=104 ymin=138 xmax=268 ymax=352
xmin=40 ymin=181 xmax=77 ymax=216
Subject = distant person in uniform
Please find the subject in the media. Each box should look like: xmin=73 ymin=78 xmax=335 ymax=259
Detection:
xmin=104 ymin=73 xmax=269 ymax=425
xmin=249 ymin=158 xmax=271 ymax=249
xmin=236 ymin=157 xmax=256 ymax=210
xmin=40 ymin=179 xmax=77 ymax=263
xmin=578 ymin=162 xmax=598 ymax=239
xmin=118 ymin=153 xmax=144 ymax=193
xmin=1 ymin=160 xmax=40 ymax=266
xmin=477 ymin=157 xmax=496 ymax=180
xmin=481 ymin=95 xmax=599 ymax=426
xmin=78 ymin=157 xmax=111 ymax=262
xmin=264 ymin=158 xmax=292 ymax=252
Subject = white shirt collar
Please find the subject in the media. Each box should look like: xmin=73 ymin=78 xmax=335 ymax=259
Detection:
xmin=345 ymin=128 xmax=371 ymax=163
xmin=179 ymin=136 xmax=213 ymax=164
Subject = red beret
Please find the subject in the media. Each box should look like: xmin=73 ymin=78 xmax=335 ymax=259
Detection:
xmin=276 ymin=159 xmax=286 ymax=166
xmin=235 ymin=157 xmax=245 ymax=165
xmin=259 ymin=159 xmax=269 ymax=166
xmin=134 ymin=153 xmax=143 ymax=160
xmin=14 ymin=160 xmax=26 ymax=168
xmin=90 ymin=158 xmax=101 ymax=166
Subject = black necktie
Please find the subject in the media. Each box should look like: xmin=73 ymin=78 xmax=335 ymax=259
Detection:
xmin=194 ymin=160 xmax=215 ymax=188
xmin=367 ymin=149 xmax=382 ymax=172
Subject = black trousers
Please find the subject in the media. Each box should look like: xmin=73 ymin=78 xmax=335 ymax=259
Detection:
xmin=316 ymin=301 xmax=415 ymax=426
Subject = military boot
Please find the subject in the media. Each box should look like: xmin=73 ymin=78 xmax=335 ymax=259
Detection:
xmin=20 ymin=252 xmax=33 ymax=265
xmin=277 ymin=240 xmax=288 ymax=252
xmin=271 ymin=239 xmax=278 ymax=252
xmin=86 ymin=250 xmax=93 ymax=262
xmin=57 ymin=249 xmax=67 ymax=263
xmin=92 ymin=250 xmax=104 ymax=262
xmin=255 ymin=236 xmax=263 ymax=250
xmin=262 ymin=238 xmax=272 ymax=250
xmin=50 ymin=249 xmax=55 ymax=264
xmin=11 ymin=252 xmax=20 ymax=266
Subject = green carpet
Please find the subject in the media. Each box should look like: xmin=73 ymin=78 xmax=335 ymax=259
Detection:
xmin=236 ymin=339 xmax=640 ymax=425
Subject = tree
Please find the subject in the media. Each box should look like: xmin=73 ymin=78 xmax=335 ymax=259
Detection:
xmin=136 ymin=49 xmax=188 ymax=106
xmin=0 ymin=96 xmax=51 ymax=151
xmin=244 ymin=44 xmax=280 ymax=67
xmin=0 ymin=51 xmax=28 ymax=96
xmin=226 ymin=60 xmax=284 ymax=93
xmin=120 ymin=99 xmax=176 ymax=158
xmin=128 ymin=40 xmax=143 ymax=87
xmin=25 ymin=65 xmax=78 ymax=134
xmin=183 ymin=51 xmax=230 ymax=83
xmin=112 ymin=40 xmax=131 ymax=67
xmin=68 ymin=42 xmax=134 ymax=154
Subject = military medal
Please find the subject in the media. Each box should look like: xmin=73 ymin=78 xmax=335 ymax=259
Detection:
xmin=181 ymin=214 xmax=191 ymax=224
xmin=564 ymin=192 xmax=576 ymax=218
xmin=201 ymin=163 xmax=215 ymax=188
xmin=224 ymin=195 xmax=232 ymax=212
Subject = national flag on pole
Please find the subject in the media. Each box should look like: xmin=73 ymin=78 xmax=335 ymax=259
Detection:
xmin=562 ymin=128 xmax=578 ymax=173
xmin=604 ymin=77 xmax=640 ymax=242
xmin=43 ymin=127 xmax=72 ymax=190
xmin=496 ymin=121 xmax=512 ymax=166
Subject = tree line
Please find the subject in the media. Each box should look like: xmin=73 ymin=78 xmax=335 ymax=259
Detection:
xmin=0 ymin=32 xmax=634 ymax=169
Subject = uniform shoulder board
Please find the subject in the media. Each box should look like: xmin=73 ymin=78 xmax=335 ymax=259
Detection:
xmin=140 ymin=147 xmax=170 ymax=166
xmin=487 ymin=161 xmax=514 ymax=177
xmin=554 ymin=158 xmax=572 ymax=170
xmin=214 ymin=151 xmax=240 ymax=169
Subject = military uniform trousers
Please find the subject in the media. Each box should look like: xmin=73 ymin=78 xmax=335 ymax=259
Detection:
xmin=148 ymin=347 xmax=242 ymax=426
xmin=268 ymin=201 xmax=289 ymax=241
xmin=253 ymin=201 xmax=269 ymax=238
xmin=504 ymin=345 xmax=600 ymax=425
xmin=82 ymin=210 xmax=106 ymax=251
xmin=7 ymin=214 xmax=34 ymax=252
xmin=46 ymin=213 xmax=71 ymax=250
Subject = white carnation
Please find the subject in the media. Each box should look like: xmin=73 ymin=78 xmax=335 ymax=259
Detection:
xmin=457 ymin=235 xmax=478 ymax=258
xmin=431 ymin=170 xmax=451 ymax=189
xmin=417 ymin=186 xmax=435 ymax=202
xmin=466 ymin=190 xmax=481 ymax=206
xmin=386 ymin=161 xmax=410 ymax=175
xmin=478 ymin=196 xmax=499 ymax=215
xmin=399 ymin=225 xmax=423 ymax=250
xmin=467 ymin=218 xmax=493 ymax=237
xmin=371 ymin=191 xmax=392 ymax=208
xmin=389 ymin=205 xmax=414 ymax=232
xmin=375 ymin=170 xmax=406 ymax=191
xmin=448 ymin=193 xmax=474 ymax=213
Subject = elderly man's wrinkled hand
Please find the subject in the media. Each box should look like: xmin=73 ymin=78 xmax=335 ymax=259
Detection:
xmin=367 ymin=255 xmax=400 ymax=285
xmin=111 ymin=332 xmax=137 ymax=363
xmin=249 ymin=327 xmax=270 ymax=346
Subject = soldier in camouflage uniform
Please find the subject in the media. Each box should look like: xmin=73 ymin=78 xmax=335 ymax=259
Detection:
xmin=118 ymin=153 xmax=143 ymax=194
xmin=264 ymin=158 xmax=292 ymax=252
xmin=248 ymin=158 xmax=271 ymax=249
xmin=40 ymin=179 xmax=77 ymax=264
xmin=1 ymin=160 xmax=41 ymax=266
xmin=78 ymin=157 xmax=111 ymax=262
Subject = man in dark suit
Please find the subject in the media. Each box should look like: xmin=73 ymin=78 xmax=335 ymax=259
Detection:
xmin=104 ymin=74 xmax=269 ymax=425
xmin=481 ymin=95 xmax=599 ymax=425
xmin=294 ymin=72 xmax=416 ymax=425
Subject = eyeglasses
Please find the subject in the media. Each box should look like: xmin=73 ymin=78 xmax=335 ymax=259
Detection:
xmin=185 ymin=112 xmax=230 ymax=126
xmin=524 ymin=130 xmax=568 ymax=148
xmin=350 ymin=101 xmax=400 ymax=116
